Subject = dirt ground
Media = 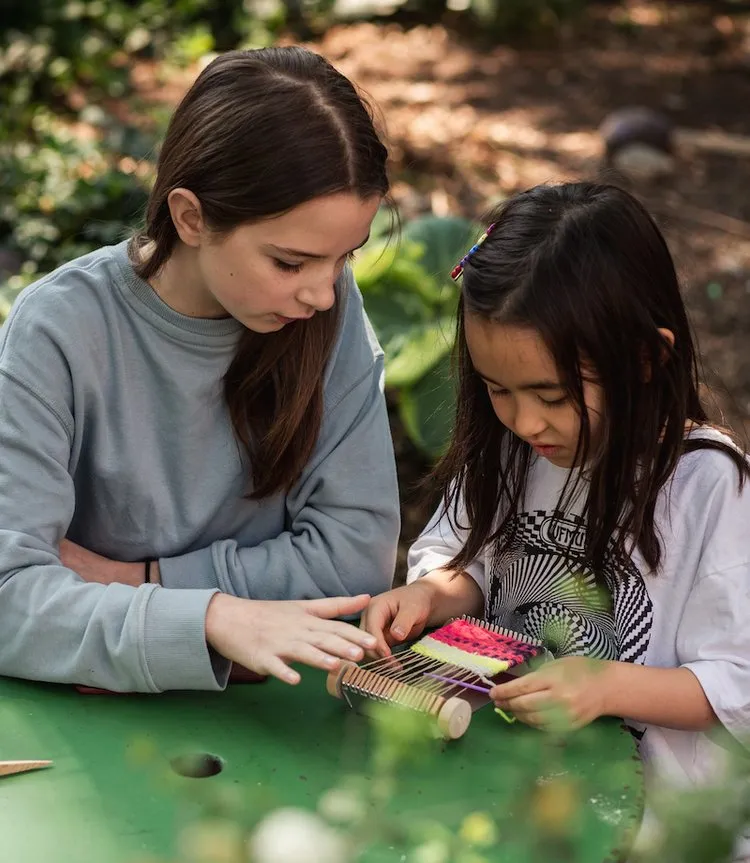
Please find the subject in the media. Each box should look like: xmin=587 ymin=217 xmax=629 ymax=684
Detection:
xmin=137 ymin=2 xmax=750 ymax=576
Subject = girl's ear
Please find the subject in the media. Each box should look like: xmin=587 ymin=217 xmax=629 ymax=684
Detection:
xmin=657 ymin=327 xmax=675 ymax=350
xmin=166 ymin=188 xmax=206 ymax=248
xmin=643 ymin=328 xmax=675 ymax=382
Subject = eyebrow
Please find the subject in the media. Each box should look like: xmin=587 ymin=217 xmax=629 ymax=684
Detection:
xmin=477 ymin=372 xmax=563 ymax=391
xmin=268 ymin=233 xmax=371 ymax=261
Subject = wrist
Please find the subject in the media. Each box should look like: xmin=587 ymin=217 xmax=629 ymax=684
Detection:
xmin=418 ymin=569 xmax=483 ymax=625
xmin=597 ymin=660 xmax=628 ymax=718
xmin=406 ymin=579 xmax=442 ymax=626
xmin=205 ymin=593 xmax=228 ymax=648
xmin=146 ymin=559 xmax=162 ymax=586
xmin=118 ymin=560 xmax=148 ymax=588
xmin=205 ymin=593 xmax=252 ymax=650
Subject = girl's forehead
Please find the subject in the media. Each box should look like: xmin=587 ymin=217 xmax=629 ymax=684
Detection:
xmin=465 ymin=318 xmax=556 ymax=372
xmin=231 ymin=192 xmax=380 ymax=255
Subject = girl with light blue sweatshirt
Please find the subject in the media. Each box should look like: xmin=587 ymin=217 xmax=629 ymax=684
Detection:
xmin=0 ymin=47 xmax=399 ymax=693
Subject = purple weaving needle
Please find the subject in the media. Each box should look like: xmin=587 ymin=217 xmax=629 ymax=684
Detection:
xmin=423 ymin=672 xmax=491 ymax=695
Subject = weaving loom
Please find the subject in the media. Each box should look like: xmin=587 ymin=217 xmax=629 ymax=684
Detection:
xmin=326 ymin=616 xmax=546 ymax=739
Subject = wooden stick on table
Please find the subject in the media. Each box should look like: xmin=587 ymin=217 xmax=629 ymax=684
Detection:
xmin=0 ymin=760 xmax=53 ymax=777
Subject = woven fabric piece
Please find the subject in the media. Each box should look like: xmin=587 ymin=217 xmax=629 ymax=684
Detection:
xmin=410 ymin=618 xmax=542 ymax=676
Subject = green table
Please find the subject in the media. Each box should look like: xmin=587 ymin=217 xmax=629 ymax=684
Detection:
xmin=0 ymin=671 xmax=643 ymax=862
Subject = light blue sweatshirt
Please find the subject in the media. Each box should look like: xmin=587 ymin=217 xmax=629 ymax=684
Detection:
xmin=0 ymin=241 xmax=399 ymax=692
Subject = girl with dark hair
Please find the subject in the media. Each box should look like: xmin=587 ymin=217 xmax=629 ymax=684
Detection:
xmin=363 ymin=183 xmax=749 ymax=856
xmin=0 ymin=47 xmax=399 ymax=692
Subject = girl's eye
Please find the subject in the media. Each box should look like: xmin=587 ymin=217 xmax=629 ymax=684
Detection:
xmin=488 ymin=387 xmax=509 ymax=398
xmin=336 ymin=251 xmax=357 ymax=270
xmin=274 ymin=259 xmax=303 ymax=273
xmin=540 ymin=395 xmax=568 ymax=407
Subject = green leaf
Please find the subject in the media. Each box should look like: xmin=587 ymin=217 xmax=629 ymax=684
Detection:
xmin=402 ymin=214 xmax=477 ymax=286
xmin=355 ymin=238 xmax=439 ymax=307
xmin=398 ymin=353 xmax=456 ymax=459
xmin=353 ymin=240 xmax=400 ymax=291
xmin=368 ymin=205 xmax=396 ymax=242
xmin=354 ymin=215 xmax=475 ymax=454
xmin=384 ymin=317 xmax=454 ymax=389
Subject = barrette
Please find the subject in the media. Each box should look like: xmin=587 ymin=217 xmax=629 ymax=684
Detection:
xmin=450 ymin=223 xmax=496 ymax=281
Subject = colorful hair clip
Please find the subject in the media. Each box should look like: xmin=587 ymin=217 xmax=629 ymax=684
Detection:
xmin=450 ymin=223 xmax=497 ymax=282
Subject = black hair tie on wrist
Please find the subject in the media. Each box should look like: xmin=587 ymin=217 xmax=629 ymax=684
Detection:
xmin=144 ymin=559 xmax=152 ymax=584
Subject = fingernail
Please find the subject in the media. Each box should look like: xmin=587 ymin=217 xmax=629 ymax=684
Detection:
xmin=348 ymin=648 xmax=361 ymax=659
xmin=363 ymin=635 xmax=377 ymax=647
xmin=392 ymin=627 xmax=405 ymax=639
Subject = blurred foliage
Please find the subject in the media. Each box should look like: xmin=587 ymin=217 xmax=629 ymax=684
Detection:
xmin=631 ymin=740 xmax=750 ymax=863
xmin=354 ymin=214 xmax=477 ymax=459
xmin=474 ymin=0 xmax=588 ymax=36
xmin=0 ymin=0 xmax=616 ymax=323
xmin=3 ymin=0 xmax=748 ymax=430
xmin=0 ymin=1 xmax=231 ymax=134
xmin=0 ymin=111 xmax=152 ymax=315
xmin=0 ymin=1 xmax=254 ymax=316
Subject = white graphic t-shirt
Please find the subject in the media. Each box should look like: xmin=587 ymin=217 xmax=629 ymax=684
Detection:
xmin=407 ymin=429 xmax=750 ymax=859
xmin=484 ymin=507 xmax=653 ymax=665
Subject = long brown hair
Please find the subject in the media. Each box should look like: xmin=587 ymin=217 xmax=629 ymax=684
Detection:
xmin=438 ymin=182 xmax=748 ymax=576
xmin=132 ymin=47 xmax=389 ymax=498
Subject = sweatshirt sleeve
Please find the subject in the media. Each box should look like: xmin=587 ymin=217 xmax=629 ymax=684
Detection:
xmin=406 ymin=494 xmax=485 ymax=588
xmin=158 ymin=275 xmax=400 ymax=601
xmin=0 ymin=294 xmax=229 ymax=693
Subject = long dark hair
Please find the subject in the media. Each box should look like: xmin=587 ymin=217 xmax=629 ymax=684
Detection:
xmin=131 ymin=47 xmax=389 ymax=498
xmin=437 ymin=182 xmax=748 ymax=576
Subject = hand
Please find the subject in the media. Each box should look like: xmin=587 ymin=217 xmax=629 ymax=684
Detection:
xmin=359 ymin=581 xmax=437 ymax=657
xmin=205 ymin=593 xmax=379 ymax=685
xmin=490 ymin=657 xmax=613 ymax=731
xmin=59 ymin=539 xmax=153 ymax=587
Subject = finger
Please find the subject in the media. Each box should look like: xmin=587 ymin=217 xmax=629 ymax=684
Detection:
xmin=359 ymin=606 xmax=389 ymax=659
xmin=359 ymin=601 xmax=397 ymax=656
xmin=369 ymin=635 xmax=392 ymax=659
xmin=302 ymin=594 xmax=371 ymax=619
xmin=261 ymin=656 xmax=301 ymax=686
xmin=359 ymin=609 xmax=389 ymax=658
xmin=284 ymin=642 xmax=349 ymax=674
xmin=307 ymin=632 xmax=373 ymax=664
xmin=366 ymin=643 xmax=389 ymax=660
xmin=495 ymin=691 xmax=552 ymax=715
xmin=513 ymin=711 xmax=547 ymax=729
xmin=389 ymin=606 xmax=428 ymax=643
xmin=308 ymin=618 xmax=378 ymax=652
xmin=490 ymin=672 xmax=548 ymax=701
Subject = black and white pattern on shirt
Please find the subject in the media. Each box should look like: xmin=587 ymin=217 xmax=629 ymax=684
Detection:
xmin=485 ymin=510 xmax=653 ymax=664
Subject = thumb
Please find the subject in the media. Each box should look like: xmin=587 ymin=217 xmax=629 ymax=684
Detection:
xmin=302 ymin=594 xmax=371 ymax=620
xmin=390 ymin=605 xmax=426 ymax=643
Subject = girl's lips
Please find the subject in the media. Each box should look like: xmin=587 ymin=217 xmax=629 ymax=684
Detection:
xmin=532 ymin=444 xmax=561 ymax=456
xmin=275 ymin=314 xmax=313 ymax=324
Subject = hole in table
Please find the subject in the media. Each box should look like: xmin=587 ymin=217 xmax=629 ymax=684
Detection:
xmin=170 ymin=753 xmax=223 ymax=778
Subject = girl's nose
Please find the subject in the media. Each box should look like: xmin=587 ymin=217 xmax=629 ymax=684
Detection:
xmin=297 ymin=277 xmax=336 ymax=313
xmin=511 ymin=401 xmax=548 ymax=439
